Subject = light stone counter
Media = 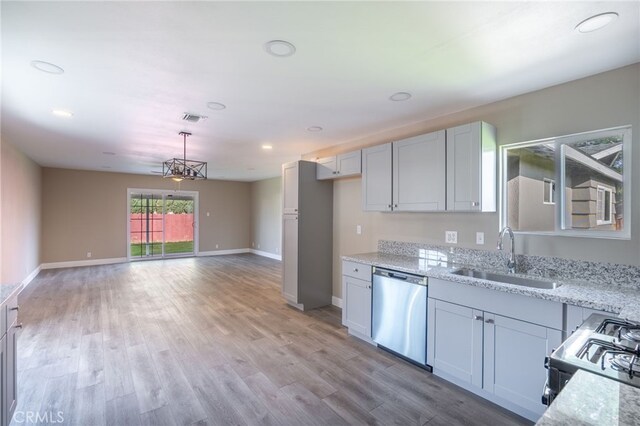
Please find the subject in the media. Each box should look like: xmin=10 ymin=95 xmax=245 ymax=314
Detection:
xmin=0 ymin=283 xmax=21 ymax=307
xmin=535 ymin=370 xmax=640 ymax=426
xmin=342 ymin=252 xmax=640 ymax=322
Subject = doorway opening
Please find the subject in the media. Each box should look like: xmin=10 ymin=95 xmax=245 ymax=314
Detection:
xmin=127 ymin=189 xmax=199 ymax=260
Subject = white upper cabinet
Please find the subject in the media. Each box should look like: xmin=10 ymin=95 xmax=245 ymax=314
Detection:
xmin=393 ymin=130 xmax=446 ymax=211
xmin=316 ymin=150 xmax=362 ymax=180
xmin=362 ymin=143 xmax=393 ymax=211
xmin=282 ymin=161 xmax=299 ymax=214
xmin=446 ymin=121 xmax=496 ymax=212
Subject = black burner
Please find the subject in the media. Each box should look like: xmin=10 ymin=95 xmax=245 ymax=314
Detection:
xmin=610 ymin=353 xmax=640 ymax=378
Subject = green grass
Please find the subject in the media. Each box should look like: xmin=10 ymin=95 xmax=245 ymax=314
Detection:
xmin=130 ymin=241 xmax=194 ymax=257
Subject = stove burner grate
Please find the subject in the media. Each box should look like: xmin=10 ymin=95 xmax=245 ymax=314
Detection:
xmin=621 ymin=328 xmax=640 ymax=343
xmin=602 ymin=351 xmax=640 ymax=379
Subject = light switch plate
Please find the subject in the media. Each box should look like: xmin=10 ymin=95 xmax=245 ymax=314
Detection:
xmin=356 ymin=225 xmax=362 ymax=235
xmin=445 ymin=231 xmax=458 ymax=244
xmin=476 ymin=232 xmax=485 ymax=245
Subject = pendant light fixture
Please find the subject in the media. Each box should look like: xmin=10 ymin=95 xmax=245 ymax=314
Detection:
xmin=162 ymin=131 xmax=207 ymax=182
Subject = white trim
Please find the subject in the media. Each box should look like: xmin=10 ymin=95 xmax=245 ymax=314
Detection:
xmin=21 ymin=265 xmax=42 ymax=288
xmin=40 ymin=257 xmax=127 ymax=270
xmin=197 ymin=249 xmax=251 ymax=257
xmin=332 ymin=296 xmax=343 ymax=308
xmin=250 ymin=249 xmax=282 ymax=260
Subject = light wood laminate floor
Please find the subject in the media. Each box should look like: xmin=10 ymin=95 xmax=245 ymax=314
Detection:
xmin=14 ymin=254 xmax=530 ymax=425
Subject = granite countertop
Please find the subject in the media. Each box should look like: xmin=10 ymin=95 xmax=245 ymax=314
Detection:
xmin=535 ymin=370 xmax=640 ymax=425
xmin=0 ymin=283 xmax=22 ymax=307
xmin=342 ymin=252 xmax=640 ymax=322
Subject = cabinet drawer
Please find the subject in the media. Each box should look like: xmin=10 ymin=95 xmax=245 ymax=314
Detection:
xmin=342 ymin=261 xmax=371 ymax=282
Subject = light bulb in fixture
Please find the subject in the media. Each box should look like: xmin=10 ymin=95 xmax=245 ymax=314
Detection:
xmin=575 ymin=12 xmax=619 ymax=33
xmin=262 ymin=144 xmax=273 ymax=150
xmin=172 ymin=177 xmax=184 ymax=182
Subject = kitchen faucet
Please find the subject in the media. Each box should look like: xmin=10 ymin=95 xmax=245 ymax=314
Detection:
xmin=497 ymin=226 xmax=517 ymax=273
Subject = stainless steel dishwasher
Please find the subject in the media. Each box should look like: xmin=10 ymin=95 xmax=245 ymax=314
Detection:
xmin=371 ymin=267 xmax=428 ymax=367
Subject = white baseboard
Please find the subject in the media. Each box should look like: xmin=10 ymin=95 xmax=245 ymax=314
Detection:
xmin=40 ymin=257 xmax=127 ymax=270
xmin=332 ymin=296 xmax=343 ymax=308
xmin=197 ymin=248 xmax=251 ymax=257
xmin=250 ymin=249 xmax=282 ymax=261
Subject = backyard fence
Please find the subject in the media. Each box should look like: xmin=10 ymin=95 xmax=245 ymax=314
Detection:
xmin=130 ymin=213 xmax=194 ymax=243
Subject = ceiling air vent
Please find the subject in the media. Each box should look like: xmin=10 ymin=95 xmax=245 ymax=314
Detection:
xmin=182 ymin=113 xmax=208 ymax=123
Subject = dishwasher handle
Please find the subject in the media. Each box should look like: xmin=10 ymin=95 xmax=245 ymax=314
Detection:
xmin=373 ymin=267 xmax=427 ymax=286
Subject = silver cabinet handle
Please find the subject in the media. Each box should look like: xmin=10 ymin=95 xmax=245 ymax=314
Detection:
xmin=10 ymin=306 xmax=19 ymax=311
xmin=394 ymin=204 xmax=398 ymax=208
xmin=15 ymin=324 xmax=23 ymax=329
xmin=353 ymin=268 xmax=359 ymax=272
xmin=474 ymin=315 xmax=484 ymax=321
xmin=485 ymin=319 xmax=495 ymax=324
xmin=471 ymin=202 xmax=479 ymax=207
xmin=388 ymin=204 xmax=392 ymax=209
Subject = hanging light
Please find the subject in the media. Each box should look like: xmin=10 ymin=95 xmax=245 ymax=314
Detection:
xmin=162 ymin=131 xmax=207 ymax=181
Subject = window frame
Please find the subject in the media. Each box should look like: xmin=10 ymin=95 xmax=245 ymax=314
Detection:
xmin=499 ymin=125 xmax=631 ymax=240
xmin=595 ymin=185 xmax=613 ymax=225
xmin=543 ymin=178 xmax=555 ymax=205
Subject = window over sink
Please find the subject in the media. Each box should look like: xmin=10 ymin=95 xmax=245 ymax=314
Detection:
xmin=500 ymin=125 xmax=631 ymax=239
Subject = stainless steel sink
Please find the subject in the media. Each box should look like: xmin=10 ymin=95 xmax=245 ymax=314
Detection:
xmin=452 ymin=268 xmax=561 ymax=289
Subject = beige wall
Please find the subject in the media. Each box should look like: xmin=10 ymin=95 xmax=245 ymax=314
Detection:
xmin=303 ymin=64 xmax=640 ymax=299
xmin=1 ymin=140 xmax=41 ymax=283
xmin=250 ymin=177 xmax=282 ymax=256
xmin=41 ymin=168 xmax=251 ymax=263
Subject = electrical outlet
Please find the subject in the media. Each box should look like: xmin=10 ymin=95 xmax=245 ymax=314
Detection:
xmin=445 ymin=231 xmax=458 ymax=244
xmin=87 ymin=252 xmax=92 ymax=258
xmin=476 ymin=232 xmax=485 ymax=245
xmin=215 ymin=244 xmax=219 ymax=249
xmin=257 ymin=244 xmax=261 ymax=249
xmin=275 ymin=247 xmax=279 ymax=253
xmin=206 ymin=212 xmax=210 ymax=217
xmin=356 ymin=225 xmax=362 ymax=235
xmin=252 ymin=242 xmax=255 ymax=247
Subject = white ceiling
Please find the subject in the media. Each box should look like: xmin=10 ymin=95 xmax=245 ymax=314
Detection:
xmin=2 ymin=1 xmax=639 ymax=181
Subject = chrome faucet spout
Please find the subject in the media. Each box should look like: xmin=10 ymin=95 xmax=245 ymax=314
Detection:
xmin=497 ymin=226 xmax=517 ymax=273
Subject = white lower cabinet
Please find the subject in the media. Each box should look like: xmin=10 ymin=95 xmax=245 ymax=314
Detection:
xmin=341 ymin=261 xmax=373 ymax=343
xmin=428 ymin=279 xmax=563 ymax=422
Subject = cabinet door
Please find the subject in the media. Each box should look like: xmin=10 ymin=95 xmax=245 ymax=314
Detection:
xmin=447 ymin=122 xmax=481 ymax=211
xmin=362 ymin=143 xmax=392 ymax=211
xmin=282 ymin=162 xmax=299 ymax=214
xmin=484 ymin=313 xmax=562 ymax=417
xmin=282 ymin=215 xmax=299 ymax=303
xmin=316 ymin=157 xmax=337 ymax=180
xmin=343 ymin=276 xmax=372 ymax=337
xmin=336 ymin=151 xmax=361 ymax=178
xmin=393 ymin=131 xmax=446 ymax=211
xmin=6 ymin=323 xmax=17 ymax=425
xmin=432 ymin=300 xmax=483 ymax=388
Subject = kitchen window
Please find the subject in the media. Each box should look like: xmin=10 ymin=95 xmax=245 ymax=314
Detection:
xmin=500 ymin=125 xmax=631 ymax=239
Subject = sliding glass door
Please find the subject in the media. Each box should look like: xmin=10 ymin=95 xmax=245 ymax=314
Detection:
xmin=128 ymin=189 xmax=198 ymax=260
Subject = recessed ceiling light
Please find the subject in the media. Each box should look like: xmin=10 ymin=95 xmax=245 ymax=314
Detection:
xmin=247 ymin=167 xmax=256 ymax=171
xmin=575 ymin=12 xmax=619 ymax=33
xmin=307 ymin=126 xmax=323 ymax=132
xmin=207 ymin=102 xmax=226 ymax=111
xmin=31 ymin=60 xmax=64 ymax=74
xmin=389 ymin=92 xmax=412 ymax=102
xmin=264 ymin=40 xmax=296 ymax=57
xmin=102 ymin=151 xmax=116 ymax=156
xmin=262 ymin=144 xmax=273 ymax=150
xmin=52 ymin=109 xmax=73 ymax=118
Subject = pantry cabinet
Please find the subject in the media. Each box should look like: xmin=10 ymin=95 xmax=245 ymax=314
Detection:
xmin=446 ymin=121 xmax=496 ymax=212
xmin=428 ymin=278 xmax=562 ymax=422
xmin=341 ymin=261 xmax=373 ymax=342
xmin=316 ymin=151 xmax=361 ymax=180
